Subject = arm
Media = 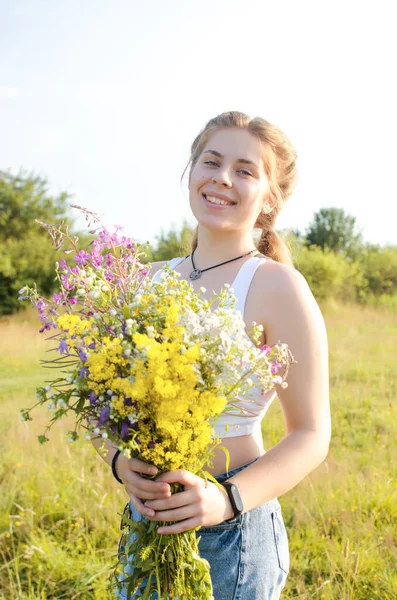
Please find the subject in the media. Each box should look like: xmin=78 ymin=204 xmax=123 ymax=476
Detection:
xmin=226 ymin=263 xmax=331 ymax=510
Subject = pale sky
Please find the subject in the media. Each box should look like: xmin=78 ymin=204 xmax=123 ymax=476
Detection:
xmin=1 ymin=0 xmax=396 ymax=246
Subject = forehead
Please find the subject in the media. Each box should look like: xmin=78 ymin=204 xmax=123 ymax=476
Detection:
xmin=202 ymin=128 xmax=265 ymax=168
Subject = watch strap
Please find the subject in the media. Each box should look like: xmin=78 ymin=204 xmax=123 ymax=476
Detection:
xmin=223 ymin=481 xmax=244 ymax=522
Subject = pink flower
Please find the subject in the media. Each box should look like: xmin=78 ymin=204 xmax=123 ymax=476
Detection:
xmin=260 ymin=345 xmax=272 ymax=356
xmin=75 ymin=250 xmax=91 ymax=266
xmin=61 ymin=275 xmax=75 ymax=291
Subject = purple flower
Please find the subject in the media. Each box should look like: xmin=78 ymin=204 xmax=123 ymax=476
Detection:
xmin=79 ymin=349 xmax=88 ymax=362
xmin=69 ymin=296 xmax=77 ymax=305
xmin=53 ymin=292 xmax=64 ymax=305
xmin=124 ymin=397 xmax=133 ymax=406
xmin=120 ymin=420 xmax=130 ymax=440
xmin=105 ymin=253 xmax=114 ymax=267
xmin=147 ymin=441 xmax=155 ymax=449
xmin=58 ymin=339 xmax=69 ymax=355
xmin=91 ymin=252 xmax=103 ymax=267
xmin=61 ymin=275 xmax=75 ymax=291
xmin=59 ymin=259 xmax=67 ymax=270
xmin=98 ymin=406 xmax=110 ymax=426
xmin=271 ymin=363 xmax=282 ymax=375
xmin=37 ymin=299 xmax=47 ymax=314
xmin=260 ymin=345 xmax=272 ymax=356
xmin=87 ymin=341 xmax=96 ymax=350
xmin=75 ymin=250 xmax=91 ymax=266
xmin=89 ymin=391 xmax=97 ymax=405
xmin=80 ymin=366 xmax=89 ymax=378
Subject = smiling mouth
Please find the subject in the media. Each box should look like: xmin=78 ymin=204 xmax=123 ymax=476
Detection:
xmin=202 ymin=193 xmax=236 ymax=206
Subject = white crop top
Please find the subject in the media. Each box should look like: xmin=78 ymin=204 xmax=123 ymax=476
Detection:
xmin=152 ymin=256 xmax=277 ymax=438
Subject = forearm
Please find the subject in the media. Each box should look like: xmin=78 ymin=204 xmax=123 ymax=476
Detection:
xmin=228 ymin=429 xmax=330 ymax=512
xmin=90 ymin=434 xmax=119 ymax=469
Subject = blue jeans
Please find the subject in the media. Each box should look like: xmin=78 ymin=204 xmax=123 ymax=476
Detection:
xmin=115 ymin=457 xmax=289 ymax=599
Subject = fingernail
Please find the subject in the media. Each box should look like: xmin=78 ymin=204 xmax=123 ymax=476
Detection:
xmin=146 ymin=510 xmax=155 ymax=517
xmin=149 ymin=466 xmax=158 ymax=475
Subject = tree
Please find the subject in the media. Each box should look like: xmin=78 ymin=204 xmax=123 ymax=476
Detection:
xmin=0 ymin=170 xmax=73 ymax=315
xmin=305 ymin=208 xmax=363 ymax=257
xmin=149 ymin=221 xmax=195 ymax=262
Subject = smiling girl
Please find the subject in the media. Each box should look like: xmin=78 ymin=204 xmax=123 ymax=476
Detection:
xmin=92 ymin=111 xmax=331 ymax=599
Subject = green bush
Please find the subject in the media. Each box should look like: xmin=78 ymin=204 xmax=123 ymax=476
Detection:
xmin=357 ymin=246 xmax=397 ymax=297
xmin=293 ymin=245 xmax=366 ymax=302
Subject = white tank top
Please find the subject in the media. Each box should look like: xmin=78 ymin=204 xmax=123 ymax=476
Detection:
xmin=152 ymin=256 xmax=276 ymax=438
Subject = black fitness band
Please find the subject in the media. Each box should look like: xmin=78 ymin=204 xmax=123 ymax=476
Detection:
xmin=111 ymin=449 xmax=123 ymax=484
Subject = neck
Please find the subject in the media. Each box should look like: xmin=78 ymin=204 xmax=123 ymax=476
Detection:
xmin=192 ymin=227 xmax=257 ymax=267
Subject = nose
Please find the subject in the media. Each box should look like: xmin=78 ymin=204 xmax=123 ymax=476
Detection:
xmin=212 ymin=167 xmax=232 ymax=187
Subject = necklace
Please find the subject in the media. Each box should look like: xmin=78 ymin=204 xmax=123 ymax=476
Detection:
xmin=189 ymin=248 xmax=258 ymax=280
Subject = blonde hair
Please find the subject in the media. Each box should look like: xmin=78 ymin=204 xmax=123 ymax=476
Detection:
xmin=185 ymin=111 xmax=298 ymax=266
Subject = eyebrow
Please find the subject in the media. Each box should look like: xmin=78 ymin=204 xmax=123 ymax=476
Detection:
xmin=203 ymin=149 xmax=258 ymax=168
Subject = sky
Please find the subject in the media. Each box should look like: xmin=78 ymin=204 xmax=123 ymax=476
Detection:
xmin=1 ymin=0 xmax=396 ymax=246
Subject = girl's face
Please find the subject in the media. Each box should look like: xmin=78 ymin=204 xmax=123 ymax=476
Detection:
xmin=189 ymin=128 xmax=271 ymax=234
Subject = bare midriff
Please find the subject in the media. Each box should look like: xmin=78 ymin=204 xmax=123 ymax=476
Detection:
xmin=205 ymin=429 xmax=266 ymax=476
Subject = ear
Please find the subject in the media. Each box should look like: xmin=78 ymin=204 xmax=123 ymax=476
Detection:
xmin=261 ymin=192 xmax=277 ymax=214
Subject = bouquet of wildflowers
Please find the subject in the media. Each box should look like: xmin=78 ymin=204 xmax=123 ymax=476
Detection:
xmin=19 ymin=206 xmax=293 ymax=600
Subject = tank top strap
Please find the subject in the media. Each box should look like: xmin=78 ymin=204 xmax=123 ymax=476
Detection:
xmin=231 ymin=256 xmax=269 ymax=316
xmin=151 ymin=256 xmax=186 ymax=283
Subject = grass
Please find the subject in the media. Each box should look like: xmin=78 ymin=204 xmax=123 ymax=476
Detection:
xmin=0 ymin=305 xmax=396 ymax=599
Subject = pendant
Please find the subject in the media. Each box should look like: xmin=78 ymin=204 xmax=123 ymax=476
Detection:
xmin=189 ymin=269 xmax=201 ymax=280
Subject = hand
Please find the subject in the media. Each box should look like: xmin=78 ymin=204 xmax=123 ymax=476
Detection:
xmin=116 ymin=455 xmax=171 ymax=518
xmin=143 ymin=469 xmax=234 ymax=534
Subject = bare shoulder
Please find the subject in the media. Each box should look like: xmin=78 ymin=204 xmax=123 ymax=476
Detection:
xmin=255 ymin=258 xmax=327 ymax=349
xmin=257 ymin=258 xmax=318 ymax=310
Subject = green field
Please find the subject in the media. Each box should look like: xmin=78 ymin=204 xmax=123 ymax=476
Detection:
xmin=0 ymin=305 xmax=396 ymax=600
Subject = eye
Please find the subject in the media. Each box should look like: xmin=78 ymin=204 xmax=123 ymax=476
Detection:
xmin=238 ymin=169 xmax=253 ymax=177
xmin=204 ymin=160 xmax=219 ymax=167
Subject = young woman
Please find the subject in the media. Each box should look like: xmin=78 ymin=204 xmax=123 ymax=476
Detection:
xmin=92 ymin=111 xmax=331 ymax=599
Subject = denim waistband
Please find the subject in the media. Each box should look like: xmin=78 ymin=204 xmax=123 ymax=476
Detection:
xmin=214 ymin=456 xmax=260 ymax=484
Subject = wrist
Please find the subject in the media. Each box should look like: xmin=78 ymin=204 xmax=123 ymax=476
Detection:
xmin=223 ymin=493 xmax=235 ymax=521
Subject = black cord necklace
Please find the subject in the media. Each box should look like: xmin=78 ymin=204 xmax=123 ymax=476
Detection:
xmin=188 ymin=248 xmax=258 ymax=280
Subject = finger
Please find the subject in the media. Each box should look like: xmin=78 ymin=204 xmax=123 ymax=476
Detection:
xmin=128 ymin=457 xmax=158 ymax=476
xmin=149 ymin=504 xmax=197 ymax=524
xmin=125 ymin=486 xmax=170 ymax=501
xmin=128 ymin=494 xmax=156 ymax=519
xmin=155 ymin=469 xmax=198 ymax=487
xmin=144 ymin=490 xmax=192 ymax=511
xmin=128 ymin=473 xmax=171 ymax=497
xmin=157 ymin=518 xmax=200 ymax=535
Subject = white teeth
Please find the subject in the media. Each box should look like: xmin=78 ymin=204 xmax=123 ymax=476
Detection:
xmin=206 ymin=195 xmax=233 ymax=206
